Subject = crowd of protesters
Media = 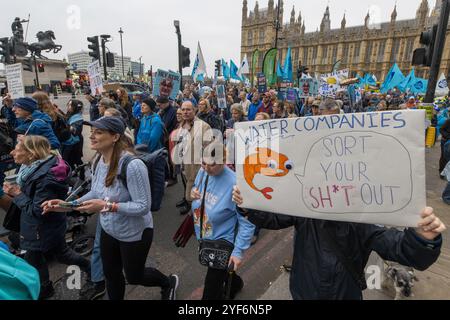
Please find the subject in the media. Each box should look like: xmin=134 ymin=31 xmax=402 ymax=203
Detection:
xmin=0 ymin=80 xmax=448 ymax=301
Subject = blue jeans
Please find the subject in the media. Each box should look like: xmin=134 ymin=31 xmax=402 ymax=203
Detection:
xmin=90 ymin=217 xmax=104 ymax=283
xmin=443 ymin=182 xmax=450 ymax=205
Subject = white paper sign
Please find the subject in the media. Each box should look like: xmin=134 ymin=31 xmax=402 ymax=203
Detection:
xmin=87 ymin=60 xmax=104 ymax=95
xmin=5 ymin=63 xmax=25 ymax=99
xmin=235 ymin=110 xmax=426 ymax=228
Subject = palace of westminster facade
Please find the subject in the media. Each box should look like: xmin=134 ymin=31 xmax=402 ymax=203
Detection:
xmin=241 ymin=0 xmax=450 ymax=81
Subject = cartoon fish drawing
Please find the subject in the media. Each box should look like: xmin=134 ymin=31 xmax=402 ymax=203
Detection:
xmin=244 ymin=148 xmax=294 ymax=200
xmin=193 ymin=207 xmax=213 ymax=237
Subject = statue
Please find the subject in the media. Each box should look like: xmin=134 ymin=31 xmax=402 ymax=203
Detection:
xmin=1 ymin=17 xmax=62 ymax=60
xmin=27 ymin=31 xmax=62 ymax=59
xmin=11 ymin=17 xmax=28 ymax=43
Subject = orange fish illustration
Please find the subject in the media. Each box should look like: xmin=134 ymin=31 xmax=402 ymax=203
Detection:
xmin=244 ymin=148 xmax=294 ymax=200
xmin=193 ymin=207 xmax=213 ymax=237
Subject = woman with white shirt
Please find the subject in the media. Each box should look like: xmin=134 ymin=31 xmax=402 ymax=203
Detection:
xmin=42 ymin=117 xmax=178 ymax=300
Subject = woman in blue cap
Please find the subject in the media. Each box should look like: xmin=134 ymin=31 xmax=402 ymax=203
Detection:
xmin=13 ymin=97 xmax=61 ymax=150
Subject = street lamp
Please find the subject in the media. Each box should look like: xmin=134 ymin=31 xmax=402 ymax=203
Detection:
xmin=174 ymin=20 xmax=183 ymax=89
xmin=119 ymin=27 xmax=125 ymax=79
xmin=139 ymin=56 xmax=142 ymax=77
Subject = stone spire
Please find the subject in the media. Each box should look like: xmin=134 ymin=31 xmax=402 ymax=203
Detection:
xmin=365 ymin=11 xmax=370 ymax=28
xmin=290 ymin=6 xmax=296 ymax=25
xmin=254 ymin=1 xmax=259 ymax=18
xmin=416 ymin=0 xmax=429 ymax=24
xmin=302 ymin=21 xmax=306 ymax=35
xmin=341 ymin=13 xmax=346 ymax=29
xmin=298 ymin=11 xmax=302 ymax=26
xmin=320 ymin=6 xmax=331 ymax=33
xmin=242 ymin=0 xmax=248 ymax=22
xmin=391 ymin=5 xmax=397 ymax=22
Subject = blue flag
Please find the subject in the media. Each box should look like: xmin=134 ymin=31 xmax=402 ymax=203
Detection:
xmin=276 ymin=60 xmax=284 ymax=78
xmin=283 ymin=47 xmax=293 ymax=82
xmin=381 ymin=63 xmax=405 ymax=93
xmin=230 ymin=60 xmax=241 ymax=81
xmin=221 ymin=59 xmax=230 ymax=80
xmin=356 ymin=75 xmax=365 ymax=88
xmin=364 ymin=74 xmax=377 ymax=86
xmin=410 ymin=78 xmax=428 ymax=94
xmin=398 ymin=69 xmax=416 ymax=92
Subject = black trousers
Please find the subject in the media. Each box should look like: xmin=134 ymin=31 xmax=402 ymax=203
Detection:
xmin=100 ymin=228 xmax=170 ymax=300
xmin=202 ymin=267 xmax=244 ymax=300
xmin=24 ymin=240 xmax=91 ymax=286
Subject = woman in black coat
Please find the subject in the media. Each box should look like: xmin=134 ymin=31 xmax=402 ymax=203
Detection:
xmin=3 ymin=136 xmax=90 ymax=300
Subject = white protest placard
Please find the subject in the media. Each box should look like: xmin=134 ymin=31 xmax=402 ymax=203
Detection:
xmin=235 ymin=110 xmax=426 ymax=228
xmin=5 ymin=63 xmax=25 ymax=99
xmin=87 ymin=60 xmax=104 ymax=95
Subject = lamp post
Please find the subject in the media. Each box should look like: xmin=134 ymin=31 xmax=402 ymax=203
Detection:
xmin=139 ymin=56 xmax=142 ymax=78
xmin=119 ymin=27 xmax=125 ymax=79
xmin=174 ymin=20 xmax=183 ymax=90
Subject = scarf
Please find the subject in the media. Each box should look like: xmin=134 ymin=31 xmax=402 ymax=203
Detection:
xmin=17 ymin=155 xmax=53 ymax=188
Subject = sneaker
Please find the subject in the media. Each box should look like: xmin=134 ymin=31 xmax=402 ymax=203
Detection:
xmin=39 ymin=281 xmax=55 ymax=300
xmin=179 ymin=206 xmax=191 ymax=215
xmin=251 ymin=235 xmax=259 ymax=246
xmin=161 ymin=274 xmax=179 ymax=300
xmin=79 ymin=280 xmax=106 ymax=300
xmin=176 ymin=199 xmax=188 ymax=208
xmin=167 ymin=178 xmax=178 ymax=187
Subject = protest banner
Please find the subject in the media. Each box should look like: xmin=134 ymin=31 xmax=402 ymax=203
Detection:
xmin=235 ymin=110 xmax=426 ymax=228
xmin=277 ymin=80 xmax=292 ymax=100
xmin=257 ymin=73 xmax=267 ymax=94
xmin=87 ymin=60 xmax=104 ymax=96
xmin=217 ymin=85 xmax=227 ymax=109
xmin=5 ymin=63 xmax=25 ymax=99
xmin=298 ymin=78 xmax=319 ymax=97
xmin=153 ymin=69 xmax=181 ymax=101
xmin=286 ymin=88 xmax=298 ymax=102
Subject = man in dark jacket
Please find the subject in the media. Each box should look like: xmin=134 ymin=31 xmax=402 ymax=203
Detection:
xmin=157 ymin=97 xmax=178 ymax=135
xmin=232 ymin=188 xmax=445 ymax=300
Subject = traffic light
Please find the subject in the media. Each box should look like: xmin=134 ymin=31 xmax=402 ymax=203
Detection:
xmin=181 ymin=46 xmax=190 ymax=68
xmin=23 ymin=57 xmax=33 ymax=72
xmin=106 ymin=52 xmax=115 ymax=68
xmin=412 ymin=24 xmax=438 ymax=67
xmin=38 ymin=63 xmax=45 ymax=73
xmin=0 ymin=37 xmax=11 ymax=64
xmin=87 ymin=36 xmax=101 ymax=62
xmin=215 ymin=60 xmax=222 ymax=76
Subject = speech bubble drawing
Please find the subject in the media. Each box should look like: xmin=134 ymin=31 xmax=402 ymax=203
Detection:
xmin=295 ymin=131 xmax=413 ymax=215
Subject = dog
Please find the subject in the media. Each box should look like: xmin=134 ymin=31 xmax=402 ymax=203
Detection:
xmin=382 ymin=262 xmax=419 ymax=300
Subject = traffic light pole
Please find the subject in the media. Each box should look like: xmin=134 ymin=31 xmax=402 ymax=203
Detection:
xmin=101 ymin=38 xmax=108 ymax=81
xmin=33 ymin=55 xmax=40 ymax=89
xmin=425 ymin=0 xmax=450 ymax=103
xmin=175 ymin=25 xmax=183 ymax=90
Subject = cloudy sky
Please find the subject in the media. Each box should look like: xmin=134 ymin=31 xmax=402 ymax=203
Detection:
xmin=0 ymin=0 xmax=437 ymax=74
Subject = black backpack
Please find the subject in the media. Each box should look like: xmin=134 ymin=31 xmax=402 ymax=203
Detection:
xmin=93 ymin=148 xmax=168 ymax=212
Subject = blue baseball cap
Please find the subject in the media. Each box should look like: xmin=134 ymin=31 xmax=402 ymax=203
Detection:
xmin=85 ymin=116 xmax=125 ymax=135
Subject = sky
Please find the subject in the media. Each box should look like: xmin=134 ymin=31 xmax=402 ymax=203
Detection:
xmin=0 ymin=0 xmax=437 ymax=75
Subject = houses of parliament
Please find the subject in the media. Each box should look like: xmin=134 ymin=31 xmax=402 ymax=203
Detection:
xmin=241 ymin=0 xmax=450 ymax=81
